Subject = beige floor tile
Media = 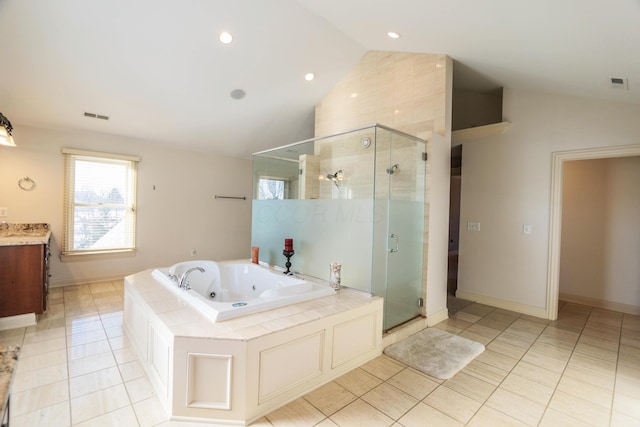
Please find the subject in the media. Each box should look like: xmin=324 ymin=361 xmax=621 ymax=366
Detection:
xmin=11 ymin=379 xmax=69 ymax=416
xmin=10 ymin=400 xmax=71 ymax=427
xmin=618 ymin=344 xmax=640 ymax=368
xmin=528 ymin=340 xmax=573 ymax=360
xmin=360 ymin=355 xmax=405 ymax=381
xmin=611 ymin=410 xmax=640 ymax=427
xmin=486 ymin=388 xmax=546 ymax=426
xmin=329 ymin=399 xmax=394 ymax=427
xmin=578 ymin=331 xmax=620 ymax=352
xmin=486 ymin=339 xmax=527 ymax=360
xmin=19 ymin=335 xmax=67 ymax=357
xmin=398 ymin=401 xmax=462 ymax=427
xmin=68 ymin=351 xmax=116 ymax=378
xmin=520 ymin=349 xmax=567 ymax=373
xmin=451 ymin=311 xmax=481 ymax=323
xmin=574 ymin=341 xmax=619 ymax=363
xmin=509 ymin=318 xmax=547 ymax=334
xmin=500 ymin=373 xmax=554 ymax=406
xmin=474 ymin=349 xmax=519 ymax=371
xmin=423 ymin=385 xmax=481 ymax=424
xmin=266 ymin=397 xmax=326 ymax=427
xmin=304 ymin=381 xmax=356 ymax=416
xmin=494 ymin=331 xmax=535 ymax=349
xmin=563 ymin=363 xmax=616 ymax=391
xmin=125 ymin=376 xmax=156 ymax=403
xmin=113 ymin=347 xmax=138 ymax=364
xmin=510 ymin=361 xmax=561 ymax=388
xmin=67 ymin=328 xmax=108 ymax=348
xmin=15 ymin=349 xmax=67 ymax=375
xmin=119 ymin=359 xmax=146 ymax=382
xmin=475 ymin=317 xmax=514 ymax=332
xmin=443 ymin=371 xmax=496 ymax=403
xmin=461 ymin=303 xmax=495 ymax=317
xmin=615 ymin=376 xmax=640 ymax=400
xmin=108 ymin=334 xmax=133 ymax=350
xmin=334 ymin=367 xmax=384 ymax=396
xmin=568 ymin=351 xmax=617 ymax=376
xmin=556 ymin=375 xmax=613 ymax=408
xmin=71 ymin=383 xmax=131 ymax=424
xmin=22 ymin=326 xmax=65 ymax=344
xmin=361 ymin=382 xmax=418 ymax=420
xmin=12 ymin=362 xmax=68 ymax=393
xmin=538 ymin=408 xmax=592 ymax=427
xmin=315 ymin=418 xmax=339 ymax=427
xmin=462 ymin=360 xmax=509 ymax=386
xmin=133 ymin=396 xmax=169 ymax=427
xmin=387 ymin=367 xmax=439 ymax=400
xmin=467 ymin=405 xmax=528 ymax=427
xmin=69 ymin=365 xmax=123 ymax=398
xmin=613 ymin=393 xmax=640 ymax=420
xmin=438 ymin=317 xmax=473 ymax=332
xmin=548 ymin=390 xmax=610 ymax=426
xmin=67 ymin=339 xmax=112 ymax=361
xmin=73 ymin=405 xmax=140 ymax=427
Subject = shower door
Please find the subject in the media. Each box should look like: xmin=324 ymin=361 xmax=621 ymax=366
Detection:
xmin=373 ymin=128 xmax=426 ymax=331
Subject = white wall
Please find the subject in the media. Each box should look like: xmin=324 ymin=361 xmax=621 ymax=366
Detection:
xmin=0 ymin=125 xmax=253 ymax=286
xmin=457 ymin=88 xmax=640 ymax=315
xmin=561 ymin=157 xmax=640 ymax=308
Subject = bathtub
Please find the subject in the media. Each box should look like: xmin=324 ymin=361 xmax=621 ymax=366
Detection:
xmin=151 ymin=260 xmax=335 ymax=321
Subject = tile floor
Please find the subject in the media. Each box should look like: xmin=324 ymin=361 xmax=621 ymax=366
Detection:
xmin=1 ymin=281 xmax=639 ymax=426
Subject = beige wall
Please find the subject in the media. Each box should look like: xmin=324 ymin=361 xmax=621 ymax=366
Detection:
xmin=0 ymin=125 xmax=253 ymax=286
xmin=315 ymin=51 xmax=452 ymax=323
xmin=561 ymin=157 xmax=640 ymax=308
xmin=457 ymin=87 xmax=640 ymax=315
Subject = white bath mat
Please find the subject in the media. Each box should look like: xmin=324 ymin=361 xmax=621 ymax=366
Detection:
xmin=384 ymin=328 xmax=484 ymax=380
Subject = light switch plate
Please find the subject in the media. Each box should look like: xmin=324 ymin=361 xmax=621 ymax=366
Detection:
xmin=0 ymin=207 xmax=7 ymax=217
xmin=523 ymin=224 xmax=533 ymax=235
xmin=467 ymin=221 xmax=481 ymax=232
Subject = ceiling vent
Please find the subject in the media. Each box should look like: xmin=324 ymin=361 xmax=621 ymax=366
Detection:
xmin=84 ymin=112 xmax=110 ymax=120
xmin=609 ymin=77 xmax=628 ymax=90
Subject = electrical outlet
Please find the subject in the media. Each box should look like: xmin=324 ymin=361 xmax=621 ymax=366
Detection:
xmin=0 ymin=207 xmax=7 ymax=217
xmin=467 ymin=221 xmax=481 ymax=232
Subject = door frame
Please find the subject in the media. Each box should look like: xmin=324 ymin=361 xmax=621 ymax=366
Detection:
xmin=546 ymin=143 xmax=640 ymax=320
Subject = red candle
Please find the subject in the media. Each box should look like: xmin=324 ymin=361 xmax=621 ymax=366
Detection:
xmin=284 ymin=238 xmax=293 ymax=251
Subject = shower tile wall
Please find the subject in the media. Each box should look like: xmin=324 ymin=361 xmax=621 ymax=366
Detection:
xmin=314 ymin=50 xmax=451 ymax=316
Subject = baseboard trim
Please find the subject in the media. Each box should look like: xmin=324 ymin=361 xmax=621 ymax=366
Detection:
xmin=559 ymin=293 xmax=640 ymax=316
xmin=50 ymin=272 xmax=132 ymax=288
xmin=0 ymin=313 xmax=37 ymax=331
xmin=456 ymin=291 xmax=548 ymax=319
xmin=426 ymin=307 xmax=449 ymax=327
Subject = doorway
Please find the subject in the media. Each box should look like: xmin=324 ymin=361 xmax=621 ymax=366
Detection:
xmin=546 ymin=144 xmax=640 ymax=320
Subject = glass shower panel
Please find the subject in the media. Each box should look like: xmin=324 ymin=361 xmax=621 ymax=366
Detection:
xmin=376 ymin=127 xmax=426 ymax=330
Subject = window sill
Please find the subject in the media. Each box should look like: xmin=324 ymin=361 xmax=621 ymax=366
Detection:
xmin=60 ymin=249 xmax=136 ymax=262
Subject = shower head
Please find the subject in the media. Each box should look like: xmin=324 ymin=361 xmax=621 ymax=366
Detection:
xmin=386 ymin=164 xmax=399 ymax=174
xmin=326 ymin=170 xmax=343 ymax=188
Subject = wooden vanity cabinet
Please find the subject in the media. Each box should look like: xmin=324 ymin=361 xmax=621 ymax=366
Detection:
xmin=0 ymin=243 xmax=48 ymax=317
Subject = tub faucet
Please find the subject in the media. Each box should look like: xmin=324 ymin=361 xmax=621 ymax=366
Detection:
xmin=178 ymin=267 xmax=205 ymax=290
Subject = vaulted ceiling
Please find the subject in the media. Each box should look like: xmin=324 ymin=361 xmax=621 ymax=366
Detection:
xmin=1 ymin=0 xmax=638 ymax=157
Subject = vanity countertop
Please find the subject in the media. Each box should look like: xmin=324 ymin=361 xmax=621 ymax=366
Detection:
xmin=0 ymin=223 xmax=51 ymax=246
xmin=0 ymin=345 xmax=20 ymax=420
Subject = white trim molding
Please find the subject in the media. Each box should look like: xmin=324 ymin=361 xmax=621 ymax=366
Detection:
xmin=547 ymin=143 xmax=640 ymax=320
xmin=456 ymin=291 xmax=547 ymax=319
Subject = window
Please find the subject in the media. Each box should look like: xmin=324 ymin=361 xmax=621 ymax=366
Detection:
xmin=62 ymin=148 xmax=139 ymax=260
xmin=257 ymin=178 xmax=288 ymax=199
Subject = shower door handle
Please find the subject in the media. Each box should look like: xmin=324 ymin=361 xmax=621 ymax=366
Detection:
xmin=389 ymin=234 xmax=399 ymax=253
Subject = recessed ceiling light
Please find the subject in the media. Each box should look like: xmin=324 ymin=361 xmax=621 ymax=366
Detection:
xmin=230 ymin=89 xmax=246 ymax=100
xmin=387 ymin=31 xmax=401 ymax=39
xmin=219 ymin=32 xmax=233 ymax=44
xmin=305 ymin=73 xmax=315 ymax=81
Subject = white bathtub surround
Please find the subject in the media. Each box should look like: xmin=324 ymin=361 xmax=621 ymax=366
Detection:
xmin=124 ymin=267 xmax=383 ymax=425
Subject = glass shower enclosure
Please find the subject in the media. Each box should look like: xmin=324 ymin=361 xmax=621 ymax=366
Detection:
xmin=251 ymin=124 xmax=426 ymax=331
